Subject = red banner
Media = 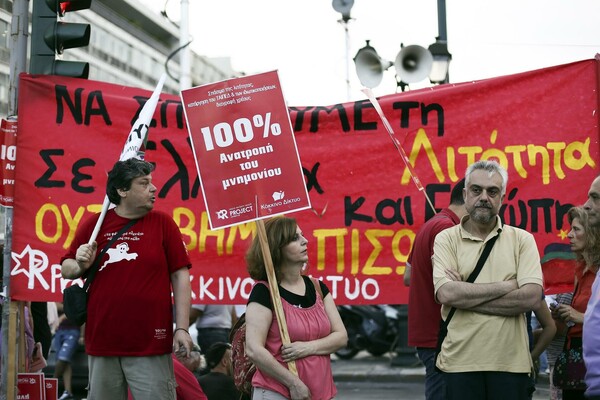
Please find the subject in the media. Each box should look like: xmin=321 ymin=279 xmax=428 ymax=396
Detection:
xmin=181 ymin=71 xmax=310 ymax=229
xmin=0 ymin=117 xmax=17 ymax=207
xmin=10 ymin=57 xmax=600 ymax=304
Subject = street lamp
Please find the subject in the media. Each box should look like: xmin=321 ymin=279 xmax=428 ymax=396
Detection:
xmin=429 ymin=0 xmax=451 ymax=84
xmin=428 ymin=37 xmax=452 ymax=84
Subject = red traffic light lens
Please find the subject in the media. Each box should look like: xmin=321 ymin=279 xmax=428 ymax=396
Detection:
xmin=59 ymin=0 xmax=92 ymax=15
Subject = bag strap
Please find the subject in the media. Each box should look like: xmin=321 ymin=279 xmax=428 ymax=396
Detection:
xmin=436 ymin=228 xmax=502 ymax=357
xmin=82 ymin=218 xmax=138 ymax=291
xmin=560 ymin=281 xmax=579 ymax=350
xmin=229 ymin=312 xmax=246 ymax=342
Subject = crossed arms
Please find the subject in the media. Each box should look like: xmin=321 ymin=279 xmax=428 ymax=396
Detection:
xmin=436 ymin=270 xmax=543 ymax=316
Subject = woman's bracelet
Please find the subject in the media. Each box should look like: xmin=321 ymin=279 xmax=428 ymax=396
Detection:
xmin=174 ymin=327 xmax=189 ymax=335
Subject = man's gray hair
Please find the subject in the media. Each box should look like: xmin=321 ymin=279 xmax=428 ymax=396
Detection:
xmin=465 ymin=160 xmax=508 ymax=195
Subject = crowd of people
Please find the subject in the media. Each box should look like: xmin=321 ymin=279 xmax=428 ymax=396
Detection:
xmin=16 ymin=157 xmax=595 ymax=400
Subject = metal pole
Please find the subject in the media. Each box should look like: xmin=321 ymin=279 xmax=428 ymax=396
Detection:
xmin=8 ymin=1 xmax=29 ymax=117
xmin=342 ymin=20 xmax=351 ymax=102
xmin=390 ymin=305 xmax=418 ymax=367
xmin=179 ymin=0 xmax=191 ymax=90
xmin=436 ymin=0 xmax=449 ymax=83
xmin=2 ymin=0 xmax=29 ymax=397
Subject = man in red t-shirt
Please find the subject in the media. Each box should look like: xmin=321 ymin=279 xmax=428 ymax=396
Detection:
xmin=406 ymin=179 xmax=466 ymax=400
xmin=172 ymin=351 xmax=208 ymax=400
xmin=61 ymin=158 xmax=193 ymax=399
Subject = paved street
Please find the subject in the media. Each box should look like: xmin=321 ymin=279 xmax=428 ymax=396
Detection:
xmin=336 ymin=380 xmax=425 ymax=399
xmin=335 ymin=379 xmax=550 ymax=399
xmin=332 ymin=351 xmax=551 ymax=399
xmin=68 ymin=350 xmax=551 ymax=399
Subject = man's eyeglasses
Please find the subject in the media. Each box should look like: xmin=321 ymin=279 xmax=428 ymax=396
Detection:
xmin=467 ymin=185 xmax=501 ymax=198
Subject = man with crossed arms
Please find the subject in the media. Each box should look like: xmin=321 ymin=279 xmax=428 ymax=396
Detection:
xmin=432 ymin=160 xmax=543 ymax=400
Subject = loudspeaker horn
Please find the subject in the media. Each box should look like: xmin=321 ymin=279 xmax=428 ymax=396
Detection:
xmin=394 ymin=45 xmax=433 ymax=84
xmin=354 ymin=41 xmax=393 ymax=89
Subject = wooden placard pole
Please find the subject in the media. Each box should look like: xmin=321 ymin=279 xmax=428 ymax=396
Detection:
xmin=18 ymin=301 xmax=25 ymax=372
xmin=255 ymin=219 xmax=298 ymax=376
xmin=7 ymin=301 xmax=19 ymax=399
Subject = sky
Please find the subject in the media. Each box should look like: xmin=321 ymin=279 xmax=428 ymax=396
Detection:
xmin=138 ymin=0 xmax=600 ymax=106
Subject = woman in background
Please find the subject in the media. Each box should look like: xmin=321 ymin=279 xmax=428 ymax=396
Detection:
xmin=550 ymin=206 xmax=600 ymax=400
xmin=244 ymin=217 xmax=347 ymax=400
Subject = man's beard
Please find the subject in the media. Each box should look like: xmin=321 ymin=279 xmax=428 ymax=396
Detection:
xmin=470 ymin=204 xmax=495 ymax=224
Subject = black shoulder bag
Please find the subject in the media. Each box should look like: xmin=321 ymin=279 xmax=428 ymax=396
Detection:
xmin=552 ymin=281 xmax=586 ymax=390
xmin=63 ymin=219 xmax=138 ymax=326
xmin=434 ymin=228 xmax=501 ymax=372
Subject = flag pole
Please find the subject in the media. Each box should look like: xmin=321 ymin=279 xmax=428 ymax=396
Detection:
xmin=362 ymin=88 xmax=437 ymax=215
xmin=88 ymin=73 xmax=167 ymax=244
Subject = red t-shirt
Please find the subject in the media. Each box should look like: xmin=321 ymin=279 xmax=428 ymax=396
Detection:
xmin=173 ymin=355 xmax=208 ymax=400
xmin=61 ymin=209 xmax=191 ymax=356
xmin=407 ymin=208 xmax=460 ymax=348
xmin=127 ymin=355 xmax=208 ymax=400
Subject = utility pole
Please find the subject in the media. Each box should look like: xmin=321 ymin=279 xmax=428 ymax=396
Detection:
xmin=2 ymin=0 xmax=29 ymax=397
xmin=436 ymin=0 xmax=450 ymax=83
xmin=332 ymin=0 xmax=354 ymax=101
xmin=3 ymin=1 xmax=92 ymax=396
xmin=341 ymin=19 xmax=351 ymax=102
xmin=179 ymin=0 xmax=191 ymax=90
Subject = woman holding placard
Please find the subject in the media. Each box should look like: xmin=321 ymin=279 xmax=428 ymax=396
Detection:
xmin=244 ymin=216 xmax=347 ymax=400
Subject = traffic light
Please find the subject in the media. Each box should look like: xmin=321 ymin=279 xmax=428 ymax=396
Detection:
xmin=30 ymin=0 xmax=91 ymax=78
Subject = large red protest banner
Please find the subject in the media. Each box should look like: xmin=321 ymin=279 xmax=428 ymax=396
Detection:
xmin=9 ymin=57 xmax=600 ymax=304
xmin=181 ymin=71 xmax=310 ymax=229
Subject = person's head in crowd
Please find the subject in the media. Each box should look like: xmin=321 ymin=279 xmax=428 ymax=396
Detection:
xmin=176 ymin=343 xmax=205 ymax=373
xmin=106 ymin=158 xmax=155 ymax=206
xmin=584 ymin=175 xmax=600 ymax=227
xmin=449 ymin=178 xmax=466 ymax=207
xmin=205 ymin=342 xmax=233 ymax=376
xmin=246 ymin=216 xmax=302 ymax=282
xmin=567 ymin=206 xmax=600 ymax=270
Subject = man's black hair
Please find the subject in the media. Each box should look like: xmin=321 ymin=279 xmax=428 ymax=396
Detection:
xmin=205 ymin=342 xmax=231 ymax=370
xmin=450 ymin=178 xmax=466 ymax=206
xmin=106 ymin=158 xmax=154 ymax=204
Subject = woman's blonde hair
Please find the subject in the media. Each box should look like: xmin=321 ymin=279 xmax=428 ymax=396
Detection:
xmin=567 ymin=206 xmax=600 ymax=269
xmin=246 ymin=217 xmax=298 ymax=281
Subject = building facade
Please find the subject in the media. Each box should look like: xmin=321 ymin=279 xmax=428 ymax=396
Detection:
xmin=0 ymin=0 xmax=237 ymax=117
xmin=0 ymin=0 xmax=237 ymax=239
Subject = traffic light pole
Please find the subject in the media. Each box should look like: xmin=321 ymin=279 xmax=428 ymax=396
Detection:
xmin=30 ymin=0 xmax=91 ymax=78
xmin=2 ymin=0 xmax=29 ymax=397
xmin=30 ymin=0 xmax=57 ymax=74
xmin=2 ymin=1 xmax=92 ymax=395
